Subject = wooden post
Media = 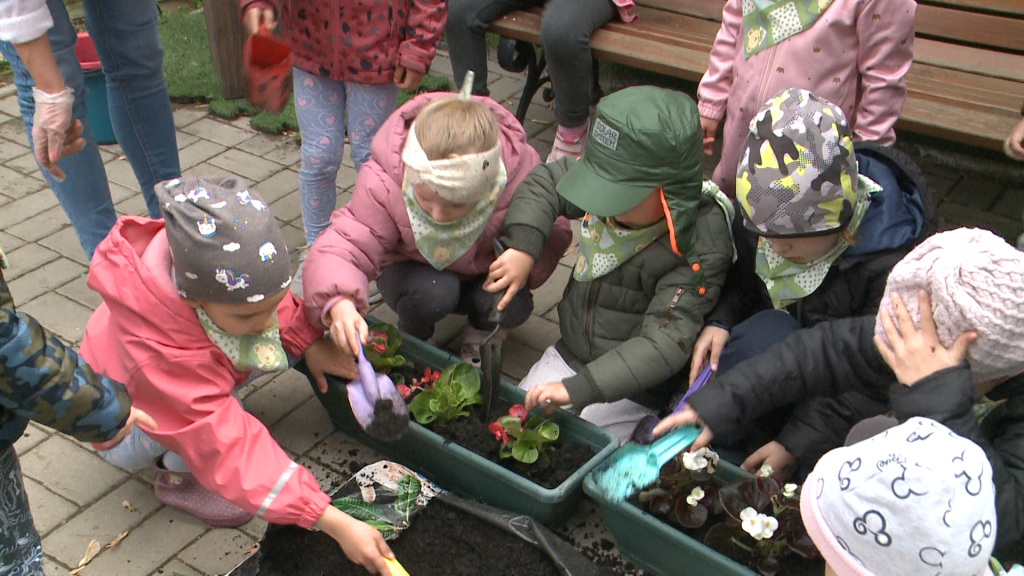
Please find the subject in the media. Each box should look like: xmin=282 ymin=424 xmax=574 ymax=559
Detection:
xmin=202 ymin=0 xmax=246 ymax=99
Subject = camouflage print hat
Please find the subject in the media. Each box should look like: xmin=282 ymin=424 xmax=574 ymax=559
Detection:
xmin=736 ymin=88 xmax=858 ymax=238
xmin=155 ymin=176 xmax=293 ymax=304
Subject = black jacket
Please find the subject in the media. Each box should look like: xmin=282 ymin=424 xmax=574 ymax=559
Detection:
xmin=688 ymin=316 xmax=1024 ymax=562
xmin=706 ymin=144 xmax=937 ymax=330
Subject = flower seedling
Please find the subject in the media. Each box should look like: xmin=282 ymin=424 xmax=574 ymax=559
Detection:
xmin=396 ymin=368 xmax=440 ymax=401
xmin=490 ymin=404 xmax=560 ymax=467
xmin=407 ymin=363 xmax=481 ymax=426
xmin=363 ymin=323 xmax=407 ymax=382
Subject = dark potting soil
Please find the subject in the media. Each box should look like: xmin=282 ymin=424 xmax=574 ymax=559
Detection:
xmin=253 ymin=499 xmax=561 ymax=576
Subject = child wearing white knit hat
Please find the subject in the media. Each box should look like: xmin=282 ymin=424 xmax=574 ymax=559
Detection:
xmin=653 ymin=227 xmax=1024 ymax=563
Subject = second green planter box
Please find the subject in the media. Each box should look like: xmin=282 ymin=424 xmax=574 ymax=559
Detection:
xmin=307 ymin=329 xmax=619 ymax=526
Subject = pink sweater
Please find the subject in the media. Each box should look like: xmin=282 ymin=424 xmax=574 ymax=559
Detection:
xmin=80 ymin=217 xmax=329 ymax=529
xmin=699 ymin=0 xmax=915 ymax=196
xmin=302 ymin=92 xmax=573 ymax=328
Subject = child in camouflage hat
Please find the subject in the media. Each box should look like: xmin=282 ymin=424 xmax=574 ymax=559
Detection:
xmin=487 ymin=86 xmax=735 ymax=443
xmin=0 ymin=243 xmax=154 ymax=575
xmin=78 ymin=177 xmax=396 ymax=574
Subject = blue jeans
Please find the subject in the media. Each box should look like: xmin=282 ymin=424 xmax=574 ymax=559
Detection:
xmin=294 ymin=68 xmax=398 ymax=246
xmin=0 ymin=0 xmax=180 ymax=260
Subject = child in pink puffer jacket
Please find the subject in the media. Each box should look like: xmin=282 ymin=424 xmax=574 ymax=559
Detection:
xmin=700 ymin=0 xmax=915 ymax=196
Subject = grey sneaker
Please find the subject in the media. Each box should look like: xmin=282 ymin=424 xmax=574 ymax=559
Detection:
xmin=368 ymin=280 xmax=383 ymax=305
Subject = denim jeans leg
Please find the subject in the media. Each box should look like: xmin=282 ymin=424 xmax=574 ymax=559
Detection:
xmin=83 ymin=0 xmax=180 ymax=218
xmin=0 ymin=0 xmax=116 ymax=261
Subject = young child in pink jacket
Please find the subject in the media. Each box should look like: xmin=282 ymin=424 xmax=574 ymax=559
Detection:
xmin=80 ymin=177 xmax=395 ymax=575
xmin=302 ymin=91 xmax=572 ymax=364
xmin=700 ymin=0 xmax=916 ymax=196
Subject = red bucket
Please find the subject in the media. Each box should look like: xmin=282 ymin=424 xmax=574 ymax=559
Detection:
xmin=243 ymin=30 xmax=292 ymax=113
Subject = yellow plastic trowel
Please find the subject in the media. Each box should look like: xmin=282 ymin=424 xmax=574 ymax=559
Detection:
xmin=384 ymin=557 xmax=410 ymax=576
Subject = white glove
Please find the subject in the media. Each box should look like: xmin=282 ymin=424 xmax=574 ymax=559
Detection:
xmin=31 ymin=86 xmax=74 ymax=181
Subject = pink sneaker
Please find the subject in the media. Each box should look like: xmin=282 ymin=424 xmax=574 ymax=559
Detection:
xmin=547 ymin=121 xmax=590 ymax=163
xmin=154 ymin=465 xmax=253 ymax=528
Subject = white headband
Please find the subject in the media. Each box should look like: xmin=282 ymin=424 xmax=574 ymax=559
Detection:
xmin=402 ymin=121 xmax=501 ymax=204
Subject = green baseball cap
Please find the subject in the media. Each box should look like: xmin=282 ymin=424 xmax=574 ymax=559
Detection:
xmin=557 ymin=86 xmax=705 ymax=219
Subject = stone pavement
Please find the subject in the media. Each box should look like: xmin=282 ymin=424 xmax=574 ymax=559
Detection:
xmin=3 ymin=48 xmax=1022 ymax=575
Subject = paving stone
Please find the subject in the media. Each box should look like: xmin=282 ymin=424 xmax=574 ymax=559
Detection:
xmin=0 ymin=229 xmax=25 ymax=251
xmin=13 ymin=421 xmax=51 ymax=454
xmin=7 ymin=257 xmax=85 ymax=304
xmin=499 ymin=338 xmax=543 ymax=382
xmin=543 ymin=305 xmax=560 ymax=324
xmin=43 ymin=556 xmax=67 ymax=576
xmin=20 ymin=292 xmax=96 ymax=342
xmin=3 ymin=242 xmax=59 ymax=280
xmin=38 ymin=226 xmax=88 ymax=266
xmin=237 ymin=133 xmax=289 ymax=157
xmin=335 ymin=189 xmax=353 ymax=209
xmin=22 ymin=478 xmax=78 ymax=535
xmin=103 ymin=158 xmax=140 ymax=191
xmin=229 ymin=115 xmax=259 ymax=133
xmin=991 ymin=186 xmax=1024 ymax=221
xmin=509 ymin=314 xmax=561 ymax=352
xmin=177 ymin=139 xmax=227 ymax=171
xmin=56 ymin=274 xmax=103 ymax=310
xmin=177 ymin=528 xmax=255 ymax=576
xmin=270 ymin=190 xmax=302 ymax=225
xmin=269 ymin=396 xmax=335 ymax=455
xmin=98 ymin=142 xmax=123 ymax=157
xmin=5 ymin=205 xmax=71 ymax=242
xmin=108 ymin=181 xmax=138 ymax=204
xmin=19 ymin=436 xmax=127 ymax=505
xmin=928 ymin=172 xmax=961 ymax=202
xmin=173 ymin=106 xmax=208 ymax=129
xmin=280 ymin=223 xmax=307 ymax=256
xmin=946 ymin=177 xmax=1006 ymax=211
xmin=263 ymin=140 xmax=301 ymax=166
xmin=243 ymin=368 xmax=316 ymax=427
xmin=236 ymin=371 xmax=277 ymax=401
xmin=0 ymin=188 xmax=59 ymax=229
xmin=182 ymin=117 xmax=253 ymax=147
xmin=297 ymin=456 xmax=344 ymax=493
xmin=152 ymin=558 xmax=203 ymax=576
xmin=938 ymin=201 xmax=1022 ymax=243
xmin=238 ymin=515 xmax=268 ymax=541
xmin=43 ymin=479 xmax=162 ymax=568
xmin=0 ymin=138 xmax=29 ymax=161
xmin=181 ymin=161 xmax=221 ymax=180
xmin=531 ymin=262 xmax=570 ymax=316
xmin=0 ymin=117 xmax=30 ymax=146
xmin=430 ymin=54 xmax=454 ymax=78
xmin=0 ymin=94 xmax=20 ymax=117
xmin=79 ymin=507 xmax=207 ymax=576
xmin=488 ymin=75 xmax=527 ymax=103
xmin=114 ymin=190 xmax=151 ymax=217
xmin=209 ymin=148 xmax=281 ymax=182
xmin=5 ymin=152 xmax=43 ymax=179
xmin=175 ymin=130 xmax=199 ymax=149
xmin=253 ymin=169 xmax=298 ymax=203
xmin=307 ymin=430 xmax=384 ymax=477
xmin=336 ymin=163 xmax=357 ymax=191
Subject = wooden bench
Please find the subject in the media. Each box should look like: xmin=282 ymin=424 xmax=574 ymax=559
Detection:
xmin=488 ymin=0 xmax=1024 ymax=151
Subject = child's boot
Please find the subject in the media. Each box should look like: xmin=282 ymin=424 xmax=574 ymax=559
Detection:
xmin=547 ymin=120 xmax=590 ymax=163
xmin=154 ymin=462 xmax=253 ymax=528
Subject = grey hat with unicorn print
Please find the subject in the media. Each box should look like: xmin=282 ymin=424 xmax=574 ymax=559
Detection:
xmin=155 ymin=176 xmax=292 ymax=304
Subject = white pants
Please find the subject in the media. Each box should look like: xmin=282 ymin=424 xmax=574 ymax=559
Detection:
xmin=519 ymin=346 xmax=654 ymax=445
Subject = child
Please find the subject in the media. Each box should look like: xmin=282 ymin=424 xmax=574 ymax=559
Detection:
xmin=241 ymin=0 xmax=446 ymax=251
xmin=0 ymin=246 xmax=154 ymax=574
xmin=491 ymin=86 xmax=735 ymax=443
xmin=79 ymin=177 xmax=395 ymax=575
xmin=687 ymin=88 xmax=931 ymax=394
xmin=699 ymin=0 xmax=916 ymax=196
xmin=302 ymin=91 xmax=572 ymax=364
xmin=655 ymin=228 xmax=1024 ymax=562
xmin=446 ymin=0 xmax=635 ymax=161
xmin=802 ymin=417 xmax=1002 ymax=576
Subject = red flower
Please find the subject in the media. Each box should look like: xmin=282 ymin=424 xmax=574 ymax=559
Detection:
xmin=430 ymin=369 xmax=440 ymax=382
xmin=397 ymin=384 xmax=412 ymax=400
xmin=371 ymin=342 xmax=387 ymax=353
xmin=488 ymin=422 xmax=509 ymax=445
xmin=508 ymin=404 xmax=529 ymax=421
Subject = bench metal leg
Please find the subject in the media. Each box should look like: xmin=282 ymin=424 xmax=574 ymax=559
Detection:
xmin=497 ymin=37 xmax=550 ymax=125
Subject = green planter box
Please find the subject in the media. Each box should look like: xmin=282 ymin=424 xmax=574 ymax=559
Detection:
xmin=583 ymin=461 xmax=756 ymax=576
xmin=310 ymin=325 xmax=619 ymax=526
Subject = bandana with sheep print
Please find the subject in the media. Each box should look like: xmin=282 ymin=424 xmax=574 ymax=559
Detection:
xmin=402 ymin=159 xmax=506 ymax=271
xmin=742 ymin=0 xmax=834 ymax=58
xmin=196 ymin=307 xmax=288 ymax=372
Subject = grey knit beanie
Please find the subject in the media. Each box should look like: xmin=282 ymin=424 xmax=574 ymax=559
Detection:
xmin=155 ymin=176 xmax=292 ymax=304
xmin=875 ymin=228 xmax=1024 ymax=383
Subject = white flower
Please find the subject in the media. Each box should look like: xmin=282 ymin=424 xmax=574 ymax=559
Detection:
xmin=758 ymin=463 xmax=773 ymax=478
xmin=740 ymin=507 xmax=779 ymax=541
xmin=705 ymin=449 xmax=720 ymax=473
xmin=759 ymin=515 xmax=779 ymax=540
xmin=783 ymin=483 xmax=798 ymax=498
xmin=685 ymin=486 xmax=705 ymax=507
xmin=682 ymin=448 xmax=709 ymax=471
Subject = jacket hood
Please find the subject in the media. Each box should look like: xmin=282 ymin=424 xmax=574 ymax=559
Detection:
xmin=87 ymin=217 xmax=211 ymax=349
xmin=843 ymin=150 xmax=927 ymax=259
xmin=367 ymin=92 xmax=534 ymax=190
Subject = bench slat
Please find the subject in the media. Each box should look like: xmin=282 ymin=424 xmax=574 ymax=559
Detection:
xmin=915 ymin=4 xmax=1024 ymax=53
xmin=897 ymin=97 xmax=1020 ymax=149
xmin=918 ymin=0 xmax=1024 ymax=17
xmin=634 ymin=0 xmax=725 ymax=21
xmin=914 ymin=38 xmax=1024 ymax=84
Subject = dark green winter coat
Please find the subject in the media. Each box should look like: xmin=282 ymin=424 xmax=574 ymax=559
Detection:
xmin=502 ymin=158 xmax=734 ymax=408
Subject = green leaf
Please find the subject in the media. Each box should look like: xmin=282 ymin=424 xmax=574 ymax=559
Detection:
xmin=512 ymin=441 xmax=539 ymax=464
xmin=448 ymin=363 xmax=481 ymax=397
xmin=497 ymin=416 xmax=521 ymax=431
xmin=392 ymin=476 xmax=421 ymax=523
xmin=332 ymin=495 xmax=397 ymax=526
xmin=499 ymin=445 xmax=513 ymax=459
xmin=408 ymin=391 xmax=438 ymax=424
xmin=536 ymin=421 xmax=560 ymax=442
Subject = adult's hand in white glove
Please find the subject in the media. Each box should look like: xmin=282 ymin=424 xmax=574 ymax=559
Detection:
xmin=31 ymin=86 xmax=83 ymax=182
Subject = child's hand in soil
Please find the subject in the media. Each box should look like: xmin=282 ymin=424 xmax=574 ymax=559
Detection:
xmin=689 ymin=325 xmax=730 ymax=384
xmin=486 ymin=247 xmax=535 ymax=311
xmin=305 ymin=339 xmax=359 ymax=393
xmin=874 ymin=290 xmax=976 ymax=387
xmin=316 ymin=506 xmax=394 ymax=575
xmin=329 ymin=298 xmax=368 ymax=358
xmin=741 ymin=440 xmax=796 ymax=482
xmin=651 ymin=405 xmax=714 ymax=452
xmin=523 ymin=381 xmax=571 ymax=415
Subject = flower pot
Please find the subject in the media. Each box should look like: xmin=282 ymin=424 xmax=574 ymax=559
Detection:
xmin=583 ymin=462 xmax=756 ymax=576
xmin=308 ymin=321 xmax=620 ymax=526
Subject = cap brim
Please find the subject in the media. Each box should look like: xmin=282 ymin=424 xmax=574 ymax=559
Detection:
xmin=557 ymin=158 xmax=655 ymax=218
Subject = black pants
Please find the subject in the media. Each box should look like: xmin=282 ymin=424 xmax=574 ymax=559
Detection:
xmin=376 ymin=260 xmax=534 ymax=340
xmin=445 ymin=0 xmax=617 ymax=128
xmin=0 ymin=446 xmax=44 ymax=575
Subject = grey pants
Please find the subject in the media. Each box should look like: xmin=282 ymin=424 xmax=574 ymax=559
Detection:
xmin=376 ymin=260 xmax=534 ymax=340
xmin=445 ymin=0 xmax=617 ymax=128
xmin=0 ymin=447 xmax=44 ymax=576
